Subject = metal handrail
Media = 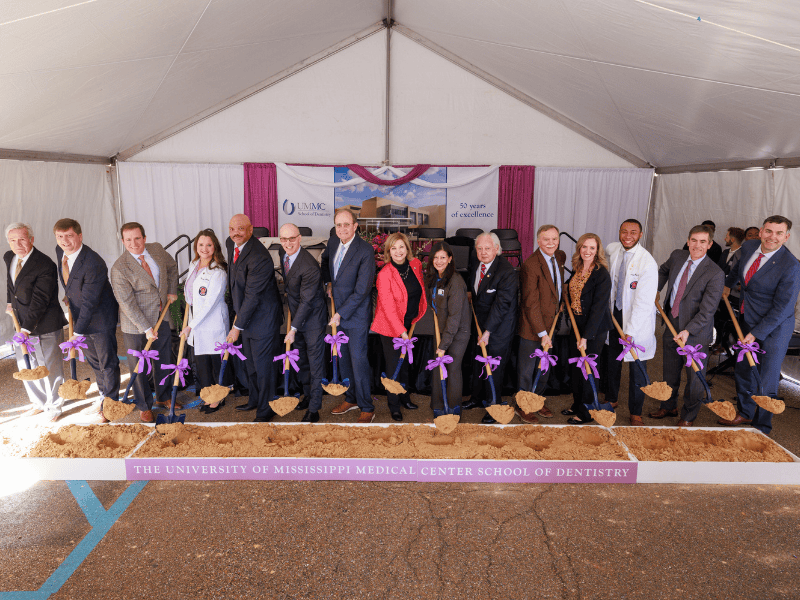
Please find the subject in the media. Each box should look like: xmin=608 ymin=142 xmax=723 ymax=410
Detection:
xmin=164 ymin=234 xmax=195 ymax=282
xmin=559 ymin=231 xmax=577 ymax=275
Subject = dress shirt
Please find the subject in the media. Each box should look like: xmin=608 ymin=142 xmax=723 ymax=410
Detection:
xmin=474 ymin=258 xmax=495 ymax=294
xmin=64 ymin=245 xmax=85 ymax=335
xmin=334 ymin=236 xmax=355 ymax=279
xmin=537 ymin=251 xmax=561 ymax=338
xmin=669 ymin=254 xmax=705 ymax=308
xmin=742 ymin=246 xmax=780 ymax=277
xmin=614 ymin=249 xmax=634 ymax=310
xmin=232 ymin=239 xmax=250 ymax=331
xmin=284 ymin=249 xmax=300 ymax=331
xmin=129 ymin=249 xmax=160 ymax=288
xmin=10 ymin=248 xmax=34 ymax=284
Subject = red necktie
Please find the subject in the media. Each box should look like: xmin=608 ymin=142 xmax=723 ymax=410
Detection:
xmin=234 ymin=247 xmax=240 ymax=263
xmin=479 ymin=263 xmax=486 ymax=286
xmin=744 ymin=253 xmax=764 ymax=285
xmin=671 ymin=260 xmax=692 ymax=318
xmin=139 ymin=255 xmax=155 ymax=282
xmin=284 ymin=254 xmax=290 ymax=273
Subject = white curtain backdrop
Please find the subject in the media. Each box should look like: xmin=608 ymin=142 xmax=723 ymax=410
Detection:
xmin=534 ymin=167 xmax=654 ymax=261
xmin=117 ymin=162 xmax=244 ymax=276
xmin=0 ymin=159 xmax=119 ymax=343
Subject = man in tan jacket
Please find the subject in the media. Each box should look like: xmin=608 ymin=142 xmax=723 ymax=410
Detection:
xmin=517 ymin=224 xmax=567 ymax=423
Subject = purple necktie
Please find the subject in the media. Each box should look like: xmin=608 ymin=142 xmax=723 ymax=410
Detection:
xmin=671 ymin=260 xmax=692 ymax=319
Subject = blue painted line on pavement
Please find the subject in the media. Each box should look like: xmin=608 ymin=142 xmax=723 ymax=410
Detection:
xmin=0 ymin=480 xmax=148 ymax=600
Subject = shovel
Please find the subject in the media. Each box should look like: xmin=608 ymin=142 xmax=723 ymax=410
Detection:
xmin=565 ymin=301 xmax=616 ymax=427
xmin=380 ymin=322 xmax=417 ymax=395
xmin=428 ymin=292 xmax=460 ymax=432
xmin=610 ymin=314 xmax=672 ymax=401
xmin=58 ymin=308 xmax=91 ymax=400
xmin=9 ymin=309 xmax=49 ymax=380
xmin=270 ymin=309 xmax=300 ymax=416
xmin=469 ymin=296 xmax=513 ymax=424
xmin=156 ymin=302 xmax=191 ymax=425
xmin=655 ymin=299 xmax=737 ymax=420
xmin=515 ymin=306 xmax=561 ymax=415
xmin=321 ymin=297 xmax=350 ymax=396
xmin=721 ymin=296 xmax=784 ymax=414
xmin=200 ymin=316 xmax=240 ymax=406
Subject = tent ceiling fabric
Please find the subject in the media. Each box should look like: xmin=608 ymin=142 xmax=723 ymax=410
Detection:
xmin=2 ymin=1 xmax=800 ymax=167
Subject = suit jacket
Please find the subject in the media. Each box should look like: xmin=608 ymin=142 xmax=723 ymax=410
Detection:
xmin=278 ymin=247 xmax=326 ymax=332
xmin=56 ymin=244 xmax=118 ymax=334
xmin=518 ymin=248 xmax=566 ymax=341
xmin=566 ymin=265 xmax=612 ymax=341
xmin=468 ymin=255 xmax=518 ymax=344
xmin=320 ymin=234 xmax=375 ymax=329
xmin=110 ymin=243 xmax=178 ymax=335
xmin=725 ymin=239 xmax=800 ymax=341
xmin=427 ymin=272 xmax=470 ymax=353
xmin=717 ymin=247 xmax=741 ymax=277
xmin=5 ymin=247 xmax=67 ymax=335
xmin=226 ymin=236 xmax=282 ymax=336
xmin=372 ymin=258 xmax=427 ymax=337
xmin=658 ymin=250 xmax=724 ymax=343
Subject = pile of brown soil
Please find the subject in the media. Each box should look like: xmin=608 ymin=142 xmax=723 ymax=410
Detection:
xmin=322 ymin=383 xmax=349 ymax=396
xmin=642 ymin=381 xmax=672 ymax=400
xmin=58 ymin=379 xmax=92 ymax=400
xmin=13 ymin=366 xmax=49 ymax=381
xmin=589 ymin=409 xmax=616 ymax=428
xmin=705 ymin=401 xmax=736 ymax=421
xmin=515 ymin=391 xmax=545 ymax=414
xmin=103 ymin=397 xmax=136 ymax=421
xmin=753 ymin=395 xmax=786 ymax=414
xmin=433 ymin=414 xmax=460 ymax=434
xmin=270 ymin=396 xmax=299 ymax=416
xmin=135 ymin=423 xmax=630 ymax=461
xmin=486 ymin=405 xmax=515 ymax=424
xmin=200 ymin=384 xmax=229 ymax=405
xmin=27 ymin=424 xmax=151 ymax=458
xmin=616 ymin=428 xmax=793 ymax=462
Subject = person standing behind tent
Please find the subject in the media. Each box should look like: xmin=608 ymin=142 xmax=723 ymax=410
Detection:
xmin=606 ymin=219 xmax=658 ymax=426
xmin=371 ymin=232 xmax=426 ymax=422
xmin=53 ymin=218 xmax=120 ymax=422
xmin=718 ymin=215 xmax=800 ymax=435
xmin=718 ymin=227 xmax=745 ymax=277
xmin=111 ymin=222 xmax=178 ymax=423
xmin=424 ymin=242 xmax=470 ymax=417
xmin=5 ymin=222 xmax=67 ymax=421
xmin=563 ymin=233 xmax=612 ymax=425
xmin=180 ymin=229 xmax=229 ymax=413
xmin=321 ymin=208 xmax=376 ymax=422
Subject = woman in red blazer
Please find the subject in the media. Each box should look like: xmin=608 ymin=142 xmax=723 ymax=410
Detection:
xmin=371 ymin=232 xmax=427 ymax=421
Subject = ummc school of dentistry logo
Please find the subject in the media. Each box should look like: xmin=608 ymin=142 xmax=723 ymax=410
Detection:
xmin=282 ymin=199 xmax=295 ymax=215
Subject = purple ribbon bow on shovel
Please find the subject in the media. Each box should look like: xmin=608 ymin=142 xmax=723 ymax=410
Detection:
xmin=127 ymin=349 xmax=159 ymax=374
xmin=733 ymin=341 xmax=765 ymax=364
xmin=159 ymin=358 xmax=190 ymax=386
xmin=426 ymin=354 xmax=454 ymax=379
xmin=273 ymin=349 xmax=300 ymax=373
xmin=616 ymin=337 xmax=645 ymax=361
xmin=10 ymin=332 xmax=38 ymax=354
xmin=569 ymin=354 xmax=600 ymax=380
xmin=59 ymin=336 xmax=88 ymax=362
xmin=214 ymin=341 xmax=247 ymax=361
xmin=392 ymin=336 xmax=418 ymax=364
xmin=531 ymin=348 xmax=558 ymax=372
xmin=475 ymin=355 xmax=501 ymax=378
xmin=677 ymin=344 xmax=707 ymax=369
xmin=325 ymin=331 xmax=349 ymax=359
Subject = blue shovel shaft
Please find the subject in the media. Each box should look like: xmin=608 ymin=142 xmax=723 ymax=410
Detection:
xmin=121 ymin=372 xmax=138 ymax=403
xmin=633 ymin=358 xmax=651 ymax=386
xmin=440 ymin=379 xmax=450 ymax=413
xmin=218 ymin=359 xmax=228 ymax=385
xmin=70 ymin=358 xmax=77 ymax=381
xmin=22 ymin=353 xmax=32 ymax=370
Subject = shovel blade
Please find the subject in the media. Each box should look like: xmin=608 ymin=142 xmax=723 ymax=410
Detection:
xmin=156 ymin=412 xmax=186 ymax=425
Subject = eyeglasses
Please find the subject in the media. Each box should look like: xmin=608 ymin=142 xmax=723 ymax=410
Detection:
xmin=279 ymin=235 xmax=300 ymax=243
xmin=335 ymin=222 xmax=356 ymax=229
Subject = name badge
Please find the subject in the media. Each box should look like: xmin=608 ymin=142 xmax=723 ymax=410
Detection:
xmin=199 ymin=286 xmax=208 ymax=296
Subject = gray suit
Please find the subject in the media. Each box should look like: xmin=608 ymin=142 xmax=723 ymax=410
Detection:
xmin=657 ymin=250 xmax=724 ymax=421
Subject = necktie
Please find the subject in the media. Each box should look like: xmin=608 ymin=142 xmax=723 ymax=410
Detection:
xmin=14 ymin=258 xmax=23 ymax=281
xmin=139 ymin=255 xmax=155 ymax=282
xmin=671 ymin=260 xmax=693 ymax=319
xmin=551 ymin=257 xmax=559 ymax=298
xmin=479 ymin=263 xmax=486 ymax=287
xmin=284 ymin=254 xmax=290 ymax=274
xmin=234 ymin=247 xmax=240 ymax=263
xmin=744 ymin=253 xmax=764 ymax=285
xmin=62 ymin=255 xmax=70 ymax=285
xmin=334 ymin=245 xmax=345 ymax=279
xmin=615 ymin=252 xmax=628 ymax=310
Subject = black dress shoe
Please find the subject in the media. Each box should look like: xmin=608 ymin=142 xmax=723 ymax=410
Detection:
xmin=295 ymin=398 xmax=310 ymax=411
xmin=301 ymin=410 xmax=319 ymax=423
xmin=254 ymin=409 xmax=276 ymax=423
xmin=400 ymin=399 xmax=418 ymax=410
xmin=567 ymin=416 xmax=593 ymax=425
xmin=236 ymin=403 xmax=257 ymax=412
xmin=204 ymin=399 xmax=225 ymax=414
xmin=481 ymin=412 xmax=497 ymax=424
xmin=462 ymin=399 xmax=484 ymax=411
xmin=391 ymin=411 xmax=403 ymax=421
xmin=561 ymin=408 xmax=576 ymax=416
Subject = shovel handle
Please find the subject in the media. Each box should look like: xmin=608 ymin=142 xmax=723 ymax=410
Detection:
xmin=9 ymin=309 xmax=30 ymax=357
xmin=131 ymin=302 xmax=173 ymax=375
xmin=542 ymin=305 xmax=562 ymax=353
xmin=722 ymin=296 xmax=757 ymax=367
xmin=610 ymin=313 xmax=640 ymax=361
xmin=173 ymin=301 xmax=191 ymax=388
xmin=330 ymin=296 xmax=339 ymax=357
xmin=285 ymin=309 xmax=292 ymax=369
xmin=432 ymin=306 xmax=446 ymax=380
xmin=469 ymin=297 xmax=492 ymax=378
xmin=654 ymin=299 xmax=701 ymax=373
xmin=564 ymin=300 xmax=592 ymax=376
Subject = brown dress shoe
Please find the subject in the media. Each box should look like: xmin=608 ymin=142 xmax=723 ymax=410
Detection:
xmin=331 ymin=401 xmax=359 ymax=414
xmin=140 ymin=410 xmax=155 ymax=423
xmin=609 ymin=401 xmax=619 ymax=409
xmin=718 ymin=413 xmax=752 ymax=426
xmin=676 ymin=419 xmax=693 ymax=427
xmin=356 ymin=411 xmax=375 ymax=424
xmin=630 ymin=415 xmax=644 ymax=426
xmin=515 ymin=407 xmax=539 ymax=424
xmin=154 ymin=399 xmax=183 ymax=410
xmin=649 ymin=408 xmax=678 ymax=419
xmin=537 ymin=405 xmax=554 ymax=418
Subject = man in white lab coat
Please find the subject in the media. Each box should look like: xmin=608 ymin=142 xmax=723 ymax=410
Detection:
xmin=605 ymin=219 xmax=658 ymax=425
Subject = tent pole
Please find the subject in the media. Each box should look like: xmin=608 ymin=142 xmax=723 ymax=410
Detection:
xmin=384 ymin=1 xmax=393 ymax=166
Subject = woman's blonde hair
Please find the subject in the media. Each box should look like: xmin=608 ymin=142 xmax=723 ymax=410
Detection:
xmin=383 ymin=232 xmax=413 ymax=264
xmin=571 ymin=233 xmax=608 ymax=272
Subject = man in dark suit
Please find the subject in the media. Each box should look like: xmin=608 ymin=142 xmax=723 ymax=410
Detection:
xmin=5 ymin=222 xmax=67 ymax=421
xmin=226 ymin=214 xmax=283 ymax=422
xmin=54 ymin=218 xmax=120 ymax=421
xmin=320 ymin=208 xmax=376 ymax=422
xmin=516 ymin=224 xmax=567 ymax=423
xmin=652 ymin=225 xmax=724 ymax=425
xmin=278 ymin=223 xmax=327 ymax=423
xmin=111 ymin=222 xmax=178 ymax=423
xmin=463 ymin=232 xmax=518 ymax=424
xmin=719 ymin=215 xmax=800 ymax=435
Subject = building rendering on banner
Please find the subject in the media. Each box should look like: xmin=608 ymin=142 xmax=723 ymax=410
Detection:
xmin=357 ymin=197 xmax=446 ymax=232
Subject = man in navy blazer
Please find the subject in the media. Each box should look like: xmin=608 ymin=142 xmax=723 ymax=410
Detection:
xmin=320 ymin=208 xmax=376 ymax=422
xmin=226 ymin=214 xmax=283 ymax=422
xmin=720 ymin=215 xmax=800 ymax=434
xmin=54 ymin=219 xmax=120 ymax=418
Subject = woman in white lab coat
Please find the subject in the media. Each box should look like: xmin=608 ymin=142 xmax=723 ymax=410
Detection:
xmin=180 ymin=229 xmax=229 ymax=412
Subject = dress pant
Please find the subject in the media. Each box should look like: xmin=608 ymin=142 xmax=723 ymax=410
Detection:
xmin=241 ymin=324 xmax=280 ymax=419
xmin=380 ymin=335 xmax=411 ymax=412
xmin=294 ymin=326 xmax=326 ymax=413
xmin=430 ymin=332 xmax=469 ymax=411
xmin=191 ymin=350 xmax=223 ymax=390
xmin=517 ymin=337 xmax=557 ymax=393
xmin=338 ymin=323 xmax=373 ymax=412
xmin=661 ymin=314 xmax=708 ymax=422
xmin=569 ymin=334 xmax=607 ymax=422
xmin=607 ymin=307 xmax=648 ymax=416
xmin=123 ymin=320 xmax=172 ymax=412
xmin=83 ymin=328 xmax=120 ymax=401
xmin=469 ymin=337 xmax=512 ymax=406
xmin=15 ymin=329 xmax=65 ymax=414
